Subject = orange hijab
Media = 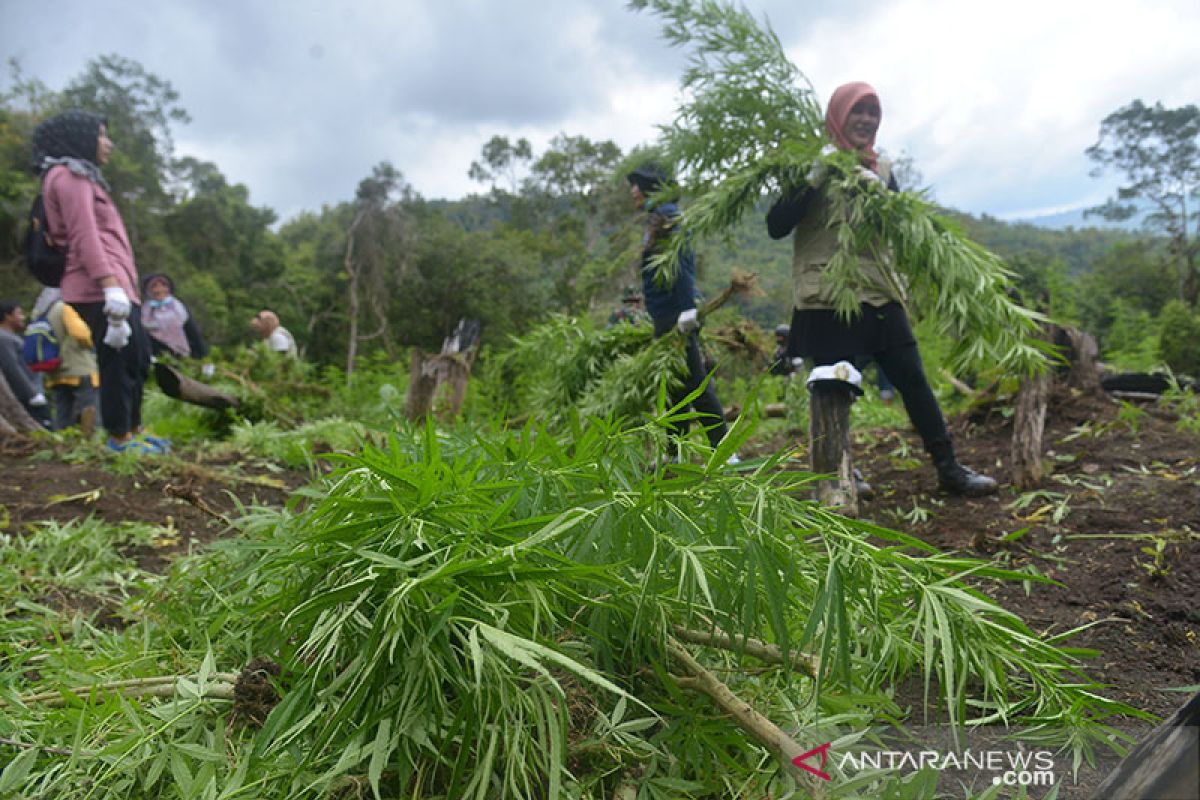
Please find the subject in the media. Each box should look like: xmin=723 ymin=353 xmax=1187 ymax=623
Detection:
xmin=825 ymin=81 xmax=881 ymax=171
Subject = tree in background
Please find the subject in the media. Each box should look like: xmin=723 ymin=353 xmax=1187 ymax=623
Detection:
xmin=1086 ymin=100 xmax=1200 ymax=306
xmin=467 ymin=134 xmax=630 ymax=314
xmin=343 ymin=162 xmax=412 ymax=379
xmin=467 ymin=134 xmax=533 ymax=195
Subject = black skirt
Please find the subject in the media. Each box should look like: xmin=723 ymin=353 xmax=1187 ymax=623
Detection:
xmin=789 ymin=301 xmax=915 ymax=365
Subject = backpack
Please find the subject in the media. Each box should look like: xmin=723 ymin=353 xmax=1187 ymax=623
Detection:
xmin=23 ymin=192 xmax=67 ymax=287
xmin=22 ymin=311 xmax=62 ymax=373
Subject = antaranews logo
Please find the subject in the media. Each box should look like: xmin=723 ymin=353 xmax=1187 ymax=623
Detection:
xmin=791 ymin=742 xmax=832 ymax=781
xmin=794 ymin=739 xmax=1058 ymax=788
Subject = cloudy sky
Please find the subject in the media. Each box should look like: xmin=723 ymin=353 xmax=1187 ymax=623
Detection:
xmin=4 ymin=0 xmax=1198 ymax=225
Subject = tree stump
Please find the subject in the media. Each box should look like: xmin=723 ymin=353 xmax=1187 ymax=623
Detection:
xmin=403 ymin=319 xmax=481 ymax=422
xmin=1053 ymin=325 xmax=1102 ymax=393
xmin=434 ymin=350 xmax=477 ymax=422
xmin=1010 ymin=323 xmax=1103 ymax=489
xmin=809 ymin=382 xmax=857 ymax=516
xmin=1010 ymin=367 xmax=1050 ymax=490
xmin=403 ymin=349 xmax=439 ymax=421
xmin=0 ymin=376 xmax=41 ymax=434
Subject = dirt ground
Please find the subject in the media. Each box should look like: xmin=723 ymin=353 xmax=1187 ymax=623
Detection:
xmin=1 ymin=388 xmax=1197 ymax=796
xmin=0 ymin=439 xmax=302 ymax=573
xmin=850 ymin=386 xmax=1199 ymax=721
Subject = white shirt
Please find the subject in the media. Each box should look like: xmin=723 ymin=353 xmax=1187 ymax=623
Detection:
xmin=267 ymin=326 xmax=297 ymax=357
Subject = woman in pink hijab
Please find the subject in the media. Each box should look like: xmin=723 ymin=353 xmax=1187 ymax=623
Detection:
xmin=766 ymin=82 xmax=997 ymax=498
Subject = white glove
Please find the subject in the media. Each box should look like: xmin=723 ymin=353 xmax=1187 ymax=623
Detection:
xmin=855 ymin=165 xmax=883 ymax=185
xmin=201 ymin=363 xmax=215 ymax=379
xmin=103 ymin=319 xmax=132 ymax=350
xmin=103 ymin=287 xmax=132 ymax=320
xmin=805 ymin=144 xmax=838 ymax=186
xmin=29 ymin=392 xmax=47 ymax=407
xmin=676 ymin=308 xmax=700 ymax=334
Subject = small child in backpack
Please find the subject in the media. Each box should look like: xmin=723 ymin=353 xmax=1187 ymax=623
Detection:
xmin=26 ymin=288 xmax=99 ymax=433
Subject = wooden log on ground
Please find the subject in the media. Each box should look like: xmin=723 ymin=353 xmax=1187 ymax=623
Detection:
xmin=1090 ymin=690 xmax=1200 ymax=800
xmin=154 ymin=362 xmax=239 ymax=410
xmin=723 ymin=402 xmax=787 ymax=421
xmin=809 ymin=381 xmax=857 ymax=516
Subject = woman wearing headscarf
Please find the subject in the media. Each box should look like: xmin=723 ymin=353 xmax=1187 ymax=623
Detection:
xmin=766 ymin=82 xmax=996 ymax=496
xmin=33 ymin=110 xmax=158 ymax=453
xmin=140 ymin=273 xmax=209 ymax=361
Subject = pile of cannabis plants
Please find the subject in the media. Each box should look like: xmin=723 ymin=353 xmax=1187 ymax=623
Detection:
xmin=1 ymin=415 xmax=1134 ymax=798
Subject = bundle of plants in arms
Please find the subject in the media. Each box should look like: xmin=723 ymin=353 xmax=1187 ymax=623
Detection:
xmin=631 ymin=0 xmax=1051 ymax=378
xmin=500 ymin=315 xmax=687 ymax=425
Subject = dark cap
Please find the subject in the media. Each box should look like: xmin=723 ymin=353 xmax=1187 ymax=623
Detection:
xmin=626 ymin=163 xmax=669 ymax=194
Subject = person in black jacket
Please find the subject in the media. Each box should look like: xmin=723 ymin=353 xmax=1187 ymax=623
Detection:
xmin=766 ymin=81 xmax=995 ymax=496
xmin=628 ymin=165 xmax=736 ymax=464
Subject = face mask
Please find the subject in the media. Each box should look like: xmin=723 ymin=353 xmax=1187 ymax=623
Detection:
xmin=149 ymin=296 xmax=174 ymax=310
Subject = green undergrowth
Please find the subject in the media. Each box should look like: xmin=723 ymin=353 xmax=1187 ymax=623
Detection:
xmin=0 ymin=409 xmax=1141 ymax=799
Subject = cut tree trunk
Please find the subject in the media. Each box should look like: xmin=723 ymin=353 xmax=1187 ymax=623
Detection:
xmin=403 ymin=349 xmax=439 ymax=420
xmin=1010 ymin=367 xmax=1050 ymax=490
xmin=1053 ymin=325 xmax=1102 ymax=393
xmin=809 ymin=382 xmax=857 ymax=516
xmin=1010 ymin=322 xmax=1102 ymax=489
xmin=0 ymin=376 xmax=40 ymax=434
xmin=403 ymin=320 xmax=481 ymax=422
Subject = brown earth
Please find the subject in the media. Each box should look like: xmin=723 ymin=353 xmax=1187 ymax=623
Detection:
xmin=848 ymin=386 xmax=1199 ymax=798
xmin=0 ymin=439 xmax=304 ymax=574
xmin=851 ymin=386 xmax=1199 ymax=720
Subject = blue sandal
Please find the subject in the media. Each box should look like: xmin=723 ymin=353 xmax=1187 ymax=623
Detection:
xmin=107 ymin=437 xmax=164 ymax=455
xmin=138 ymin=433 xmax=172 ymax=452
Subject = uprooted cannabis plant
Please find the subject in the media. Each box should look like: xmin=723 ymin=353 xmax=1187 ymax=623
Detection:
xmin=2 ymin=417 xmax=1138 ymax=798
xmin=629 ymin=0 xmax=1050 ymax=377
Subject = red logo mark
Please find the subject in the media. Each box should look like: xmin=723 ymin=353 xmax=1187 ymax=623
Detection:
xmin=792 ymin=742 xmax=832 ymax=781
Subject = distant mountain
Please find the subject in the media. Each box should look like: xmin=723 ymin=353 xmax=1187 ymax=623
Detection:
xmin=1006 ymin=205 xmax=1146 ymax=232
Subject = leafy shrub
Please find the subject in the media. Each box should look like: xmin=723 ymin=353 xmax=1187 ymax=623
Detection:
xmin=1158 ymin=299 xmax=1200 ymax=377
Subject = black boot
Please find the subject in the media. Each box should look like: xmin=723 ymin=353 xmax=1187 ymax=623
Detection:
xmin=929 ymin=441 xmax=998 ymax=497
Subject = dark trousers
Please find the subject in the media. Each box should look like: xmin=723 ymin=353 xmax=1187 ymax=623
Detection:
xmin=815 ymin=342 xmax=951 ymax=455
xmin=71 ymin=302 xmax=151 ymax=439
xmin=51 ymin=375 xmax=97 ymax=431
xmin=654 ymin=319 xmax=728 ymax=449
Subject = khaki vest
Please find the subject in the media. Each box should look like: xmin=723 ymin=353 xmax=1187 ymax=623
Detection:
xmin=791 ymin=157 xmax=907 ymax=310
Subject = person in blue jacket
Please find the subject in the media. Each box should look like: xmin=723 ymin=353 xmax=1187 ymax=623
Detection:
xmin=627 ymin=164 xmax=735 ymax=462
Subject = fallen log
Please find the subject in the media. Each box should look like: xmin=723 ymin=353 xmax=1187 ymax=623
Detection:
xmin=154 ymin=362 xmax=239 ymax=410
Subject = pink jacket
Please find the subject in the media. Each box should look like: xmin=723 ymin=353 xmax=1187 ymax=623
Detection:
xmin=42 ymin=165 xmax=140 ymax=305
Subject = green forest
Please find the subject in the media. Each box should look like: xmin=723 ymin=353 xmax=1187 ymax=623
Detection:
xmin=1 ymin=2 xmax=1198 ymax=798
